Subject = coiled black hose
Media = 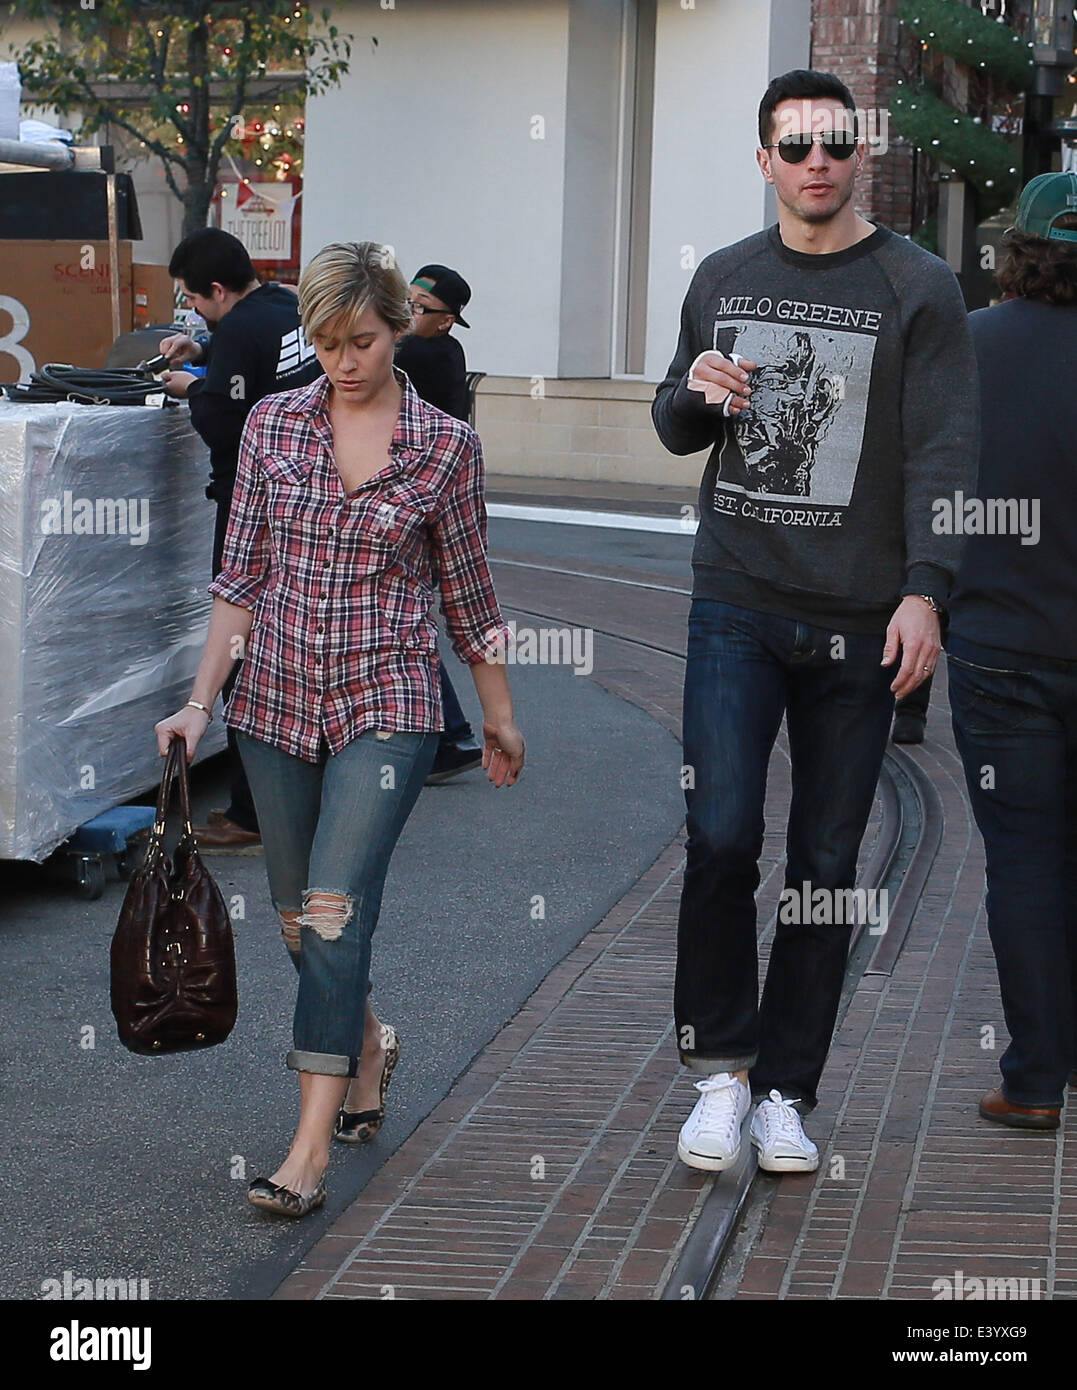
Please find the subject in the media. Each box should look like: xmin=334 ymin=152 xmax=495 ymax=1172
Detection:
xmin=1 ymin=363 xmax=171 ymax=406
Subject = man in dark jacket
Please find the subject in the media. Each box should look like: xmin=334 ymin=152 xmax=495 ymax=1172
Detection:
xmin=159 ymin=228 xmax=323 ymax=849
xmin=947 ymin=172 xmax=1077 ymax=1131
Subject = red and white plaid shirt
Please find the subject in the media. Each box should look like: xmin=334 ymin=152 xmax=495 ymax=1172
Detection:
xmin=207 ymin=370 xmax=510 ymax=762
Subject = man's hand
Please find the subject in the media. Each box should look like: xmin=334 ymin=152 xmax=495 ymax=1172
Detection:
xmin=161 ymin=370 xmax=197 ymax=399
xmin=881 ymin=596 xmax=942 ymax=699
xmin=686 ymin=350 xmax=757 ymax=415
xmin=157 ymin=332 xmax=203 ymax=367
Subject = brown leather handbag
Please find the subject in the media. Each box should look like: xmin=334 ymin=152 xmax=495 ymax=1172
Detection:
xmin=110 ymin=734 xmax=238 ymax=1054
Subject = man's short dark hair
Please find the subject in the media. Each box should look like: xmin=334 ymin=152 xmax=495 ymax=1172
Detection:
xmin=759 ymin=69 xmax=858 ymax=148
xmin=168 ymin=228 xmax=257 ymax=296
xmin=995 ymin=216 xmax=1077 ymax=306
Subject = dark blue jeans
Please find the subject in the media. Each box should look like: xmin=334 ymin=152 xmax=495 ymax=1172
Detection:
xmin=676 ymin=599 xmax=895 ymax=1108
xmin=947 ymin=643 xmax=1077 ymax=1108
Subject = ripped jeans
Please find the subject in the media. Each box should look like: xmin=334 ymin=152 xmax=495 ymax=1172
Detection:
xmin=235 ymin=727 xmax=439 ymax=1077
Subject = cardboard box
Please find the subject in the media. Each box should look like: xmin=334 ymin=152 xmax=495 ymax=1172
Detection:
xmin=0 ymin=239 xmax=144 ymax=383
xmin=131 ymin=261 xmax=176 ymax=330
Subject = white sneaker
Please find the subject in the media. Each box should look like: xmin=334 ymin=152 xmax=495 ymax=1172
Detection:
xmin=750 ymin=1090 xmax=820 ymax=1172
xmin=677 ymin=1073 xmax=751 ymax=1171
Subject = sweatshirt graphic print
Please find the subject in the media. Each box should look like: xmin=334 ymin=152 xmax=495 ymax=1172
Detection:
xmin=712 ymin=308 xmax=876 ymax=513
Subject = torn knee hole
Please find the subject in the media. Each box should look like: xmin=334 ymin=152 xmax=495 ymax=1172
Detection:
xmin=277 ymin=909 xmax=303 ymax=950
xmin=297 ymin=890 xmax=354 ymax=942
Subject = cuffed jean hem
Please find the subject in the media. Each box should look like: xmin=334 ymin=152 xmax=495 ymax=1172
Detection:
xmin=286 ymin=1049 xmax=362 ymax=1078
xmin=1002 ymin=1084 xmax=1066 ymax=1110
xmin=680 ymin=1052 xmax=757 ymax=1076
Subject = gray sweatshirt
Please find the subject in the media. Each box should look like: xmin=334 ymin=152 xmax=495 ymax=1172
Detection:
xmin=653 ymin=223 xmax=980 ymax=634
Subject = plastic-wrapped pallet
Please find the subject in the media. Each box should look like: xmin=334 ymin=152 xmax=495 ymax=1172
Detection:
xmin=0 ymin=400 xmax=227 ymax=862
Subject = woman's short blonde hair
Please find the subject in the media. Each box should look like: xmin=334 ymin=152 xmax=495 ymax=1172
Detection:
xmin=298 ymin=241 xmax=412 ymax=340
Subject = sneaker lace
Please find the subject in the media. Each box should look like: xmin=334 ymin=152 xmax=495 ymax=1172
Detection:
xmin=760 ymin=1089 xmax=805 ymax=1143
xmin=693 ymin=1075 xmax=743 ymax=1142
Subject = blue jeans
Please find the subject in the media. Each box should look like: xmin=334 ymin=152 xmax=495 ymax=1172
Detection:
xmin=235 ymin=727 xmax=439 ymax=1076
xmin=676 ymin=599 xmax=895 ymax=1108
xmin=947 ymin=642 xmax=1077 ymax=1107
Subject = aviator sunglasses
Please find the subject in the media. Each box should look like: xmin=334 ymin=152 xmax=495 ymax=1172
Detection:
xmin=764 ymin=131 xmax=858 ymax=163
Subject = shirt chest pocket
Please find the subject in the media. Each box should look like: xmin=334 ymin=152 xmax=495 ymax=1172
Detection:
xmin=261 ymin=452 xmax=317 ymax=487
xmin=260 ymin=453 xmax=319 ymax=546
xmin=353 ymin=485 xmax=435 ymax=577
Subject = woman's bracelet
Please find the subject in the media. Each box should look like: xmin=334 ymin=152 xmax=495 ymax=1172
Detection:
xmin=186 ymin=699 xmax=213 ymax=722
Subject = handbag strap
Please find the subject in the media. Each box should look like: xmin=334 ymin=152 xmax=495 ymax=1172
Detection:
xmin=171 ymin=735 xmax=195 ymax=838
xmin=149 ymin=736 xmax=194 ymax=843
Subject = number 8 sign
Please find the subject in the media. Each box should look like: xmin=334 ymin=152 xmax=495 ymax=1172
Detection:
xmin=0 ymin=295 xmax=35 ymax=381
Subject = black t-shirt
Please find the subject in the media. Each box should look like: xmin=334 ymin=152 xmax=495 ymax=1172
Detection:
xmin=186 ymin=282 xmax=323 ymax=499
xmin=394 ymin=332 xmax=469 ymax=421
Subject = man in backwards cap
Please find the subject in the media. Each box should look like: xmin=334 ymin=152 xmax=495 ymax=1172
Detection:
xmin=395 ymin=265 xmax=484 ymax=783
xmin=396 ymin=264 xmax=472 ymax=421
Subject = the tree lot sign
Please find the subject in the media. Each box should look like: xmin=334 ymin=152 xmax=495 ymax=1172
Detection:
xmin=217 ymin=179 xmax=301 ymax=268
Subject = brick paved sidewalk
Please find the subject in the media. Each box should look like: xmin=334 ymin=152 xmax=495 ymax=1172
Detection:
xmin=273 ymin=491 xmax=1068 ymax=1302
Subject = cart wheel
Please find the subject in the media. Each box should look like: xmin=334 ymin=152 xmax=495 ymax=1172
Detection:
xmin=74 ymin=857 xmax=106 ymax=901
xmin=115 ymin=851 xmax=131 ymax=881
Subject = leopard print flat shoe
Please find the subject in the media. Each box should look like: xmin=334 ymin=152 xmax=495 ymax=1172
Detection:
xmin=334 ymin=1025 xmax=400 ymax=1144
xmin=247 ymin=1172 xmax=327 ymax=1218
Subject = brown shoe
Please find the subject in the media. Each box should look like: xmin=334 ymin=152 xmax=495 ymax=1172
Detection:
xmin=190 ymin=815 xmax=263 ymax=855
xmin=979 ymin=1087 xmax=1060 ymax=1130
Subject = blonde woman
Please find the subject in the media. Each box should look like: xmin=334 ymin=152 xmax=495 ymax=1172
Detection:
xmin=154 ymin=242 xmax=525 ymax=1216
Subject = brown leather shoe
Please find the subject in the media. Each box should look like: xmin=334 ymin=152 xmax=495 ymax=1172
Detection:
xmin=191 ymin=815 xmax=263 ymax=855
xmin=979 ymin=1087 xmax=1060 ymax=1130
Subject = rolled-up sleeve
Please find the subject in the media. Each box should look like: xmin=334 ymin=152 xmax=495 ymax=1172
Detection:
xmin=430 ymin=429 xmax=511 ymax=664
xmin=207 ymin=405 xmax=271 ymax=610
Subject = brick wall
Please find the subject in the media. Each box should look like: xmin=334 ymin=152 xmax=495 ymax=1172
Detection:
xmin=810 ymin=0 xmax=921 ymax=233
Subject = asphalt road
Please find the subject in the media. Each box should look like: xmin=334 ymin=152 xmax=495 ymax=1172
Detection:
xmin=0 ymin=519 xmax=693 ymax=1301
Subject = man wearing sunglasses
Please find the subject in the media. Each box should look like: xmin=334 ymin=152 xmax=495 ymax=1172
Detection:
xmin=653 ymin=69 xmax=978 ymax=1175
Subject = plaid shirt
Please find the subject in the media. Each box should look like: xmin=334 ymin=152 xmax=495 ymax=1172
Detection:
xmin=207 ymin=370 xmax=509 ymax=762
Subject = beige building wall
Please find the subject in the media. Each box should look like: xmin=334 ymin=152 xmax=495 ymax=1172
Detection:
xmin=474 ymin=376 xmax=702 ymax=488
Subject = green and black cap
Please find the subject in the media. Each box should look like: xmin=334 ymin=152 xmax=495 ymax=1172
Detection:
xmin=1014 ymin=171 xmax=1077 ymax=244
xmin=411 ymin=264 xmax=471 ymax=327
